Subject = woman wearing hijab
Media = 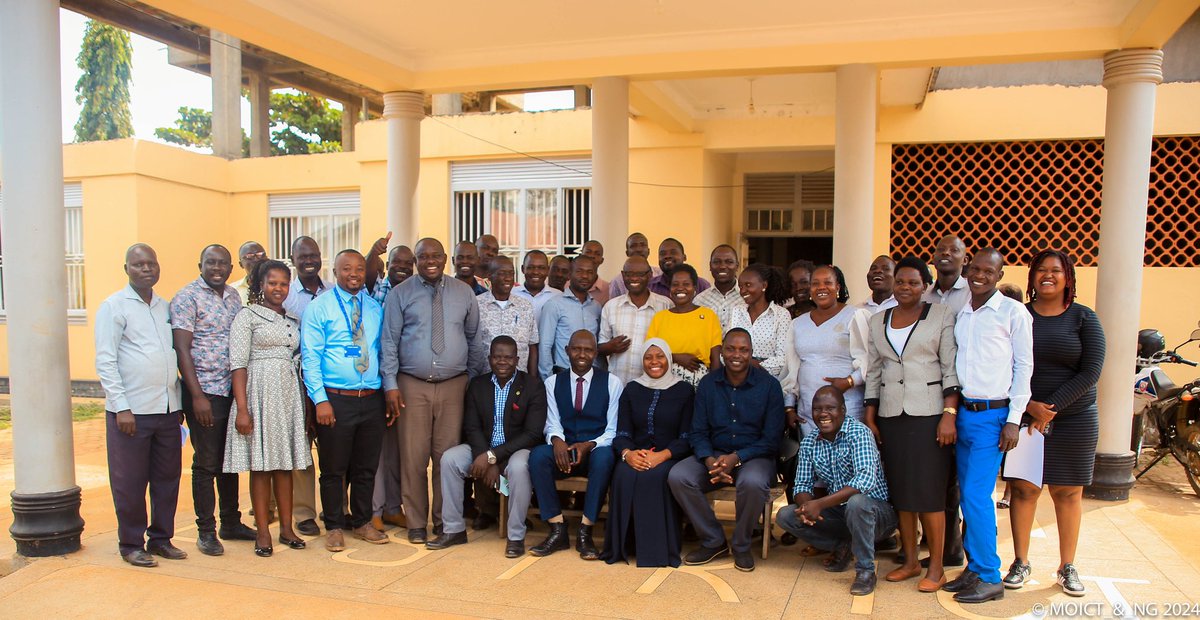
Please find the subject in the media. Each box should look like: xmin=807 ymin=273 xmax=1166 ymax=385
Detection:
xmin=602 ymin=338 xmax=695 ymax=567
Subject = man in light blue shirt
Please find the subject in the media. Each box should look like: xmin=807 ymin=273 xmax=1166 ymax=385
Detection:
xmin=536 ymin=256 xmax=602 ymax=379
xmin=301 ymin=250 xmax=389 ymax=551
xmin=95 ymin=243 xmax=184 ymax=568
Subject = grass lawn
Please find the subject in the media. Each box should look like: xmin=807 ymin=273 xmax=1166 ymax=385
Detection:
xmin=0 ymin=401 xmax=106 ymax=430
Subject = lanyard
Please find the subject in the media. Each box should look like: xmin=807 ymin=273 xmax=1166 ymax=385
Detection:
xmin=333 ymin=287 xmax=363 ymax=338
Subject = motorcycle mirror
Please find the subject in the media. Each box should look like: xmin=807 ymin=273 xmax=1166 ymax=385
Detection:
xmin=1191 ymin=328 xmax=1200 ymax=341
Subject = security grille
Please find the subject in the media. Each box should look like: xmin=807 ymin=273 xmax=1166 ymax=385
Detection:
xmin=268 ymin=191 xmax=361 ymax=280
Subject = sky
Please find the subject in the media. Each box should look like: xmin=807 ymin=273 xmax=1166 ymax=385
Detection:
xmin=58 ymin=9 xmax=574 ymax=150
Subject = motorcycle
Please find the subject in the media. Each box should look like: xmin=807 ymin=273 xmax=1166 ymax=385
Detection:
xmin=1132 ymin=322 xmax=1200 ymax=496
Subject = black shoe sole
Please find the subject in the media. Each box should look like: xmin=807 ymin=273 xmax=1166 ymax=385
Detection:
xmin=529 ymin=544 xmax=570 ymax=557
xmin=954 ymin=591 xmax=1005 ymax=604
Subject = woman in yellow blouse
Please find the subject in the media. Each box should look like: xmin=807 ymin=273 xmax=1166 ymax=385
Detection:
xmin=646 ymin=263 xmax=723 ymax=387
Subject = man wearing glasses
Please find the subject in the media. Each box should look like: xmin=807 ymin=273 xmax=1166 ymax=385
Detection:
xmin=230 ymin=241 xmax=268 ymax=305
xmin=597 ymin=256 xmax=671 ymax=384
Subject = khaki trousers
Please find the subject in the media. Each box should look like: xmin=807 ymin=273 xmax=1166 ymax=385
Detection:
xmin=398 ymin=373 xmax=468 ymax=531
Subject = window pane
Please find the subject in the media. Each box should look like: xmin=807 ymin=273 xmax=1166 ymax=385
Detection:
xmin=489 ymin=190 xmax=520 ymax=254
xmin=525 ymin=188 xmax=558 ymax=254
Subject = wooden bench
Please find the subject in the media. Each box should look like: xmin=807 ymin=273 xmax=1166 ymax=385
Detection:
xmin=501 ymin=478 xmax=784 ymax=559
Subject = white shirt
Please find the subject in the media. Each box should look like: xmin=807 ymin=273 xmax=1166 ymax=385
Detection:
xmin=94 ymin=285 xmax=182 ymax=415
xmin=954 ymin=290 xmax=1034 ymax=425
xmin=858 ymin=295 xmax=898 ymax=315
xmin=283 ymin=277 xmax=333 ymax=319
xmin=542 ymin=368 xmax=623 ymax=447
xmin=923 ymin=276 xmax=971 ymax=315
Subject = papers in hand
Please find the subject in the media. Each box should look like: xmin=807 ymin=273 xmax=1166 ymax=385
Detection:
xmin=1002 ymin=425 xmax=1044 ymax=488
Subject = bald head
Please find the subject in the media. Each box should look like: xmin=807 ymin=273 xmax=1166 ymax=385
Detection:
xmin=125 ymin=243 xmax=160 ymax=292
xmin=566 ymin=329 xmax=598 ymax=375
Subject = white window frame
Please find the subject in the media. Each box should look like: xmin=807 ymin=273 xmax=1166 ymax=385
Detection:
xmin=744 ymin=172 xmax=834 ymax=237
xmin=450 ymin=158 xmax=592 ymax=262
xmin=267 ymin=191 xmax=361 ymax=282
xmin=0 ymin=182 xmax=87 ymax=324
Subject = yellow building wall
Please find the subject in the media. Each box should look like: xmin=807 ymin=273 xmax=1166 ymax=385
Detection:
xmin=2 ymin=82 xmax=1198 ymax=383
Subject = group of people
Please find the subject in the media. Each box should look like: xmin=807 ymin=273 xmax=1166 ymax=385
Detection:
xmin=96 ymin=229 xmax=1105 ymax=606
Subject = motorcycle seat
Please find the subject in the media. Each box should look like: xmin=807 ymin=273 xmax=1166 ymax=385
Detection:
xmin=1150 ymin=370 xmax=1178 ymax=397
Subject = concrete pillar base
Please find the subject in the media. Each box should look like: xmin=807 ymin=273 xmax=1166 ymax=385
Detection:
xmin=9 ymin=486 xmax=84 ymax=556
xmin=1084 ymin=452 xmax=1137 ymax=501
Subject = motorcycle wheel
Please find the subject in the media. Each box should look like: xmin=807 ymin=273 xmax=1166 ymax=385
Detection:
xmin=1173 ymin=426 xmax=1200 ymax=498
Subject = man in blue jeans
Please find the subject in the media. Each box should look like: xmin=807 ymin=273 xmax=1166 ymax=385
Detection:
xmin=942 ymin=248 xmax=1033 ymax=603
xmin=776 ymin=386 xmax=897 ymax=595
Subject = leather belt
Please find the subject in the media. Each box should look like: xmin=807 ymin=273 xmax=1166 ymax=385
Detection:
xmin=402 ymin=372 xmax=465 ymax=384
xmin=326 ymin=387 xmax=378 ymax=398
xmin=961 ymin=398 xmax=1010 ymax=412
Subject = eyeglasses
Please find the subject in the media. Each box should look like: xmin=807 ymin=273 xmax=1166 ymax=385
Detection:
xmin=241 ymin=251 xmax=266 ymax=260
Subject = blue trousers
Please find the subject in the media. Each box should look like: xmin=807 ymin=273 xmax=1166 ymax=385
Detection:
xmin=529 ymin=443 xmax=615 ymax=522
xmin=956 ymin=402 xmax=1008 ymax=583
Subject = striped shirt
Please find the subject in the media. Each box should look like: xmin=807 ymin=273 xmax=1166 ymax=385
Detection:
xmin=598 ymin=292 xmax=672 ymax=384
xmin=694 ymin=285 xmax=746 ymax=333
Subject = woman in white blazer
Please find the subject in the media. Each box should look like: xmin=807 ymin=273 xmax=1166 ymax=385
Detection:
xmin=863 ymin=256 xmax=960 ymax=593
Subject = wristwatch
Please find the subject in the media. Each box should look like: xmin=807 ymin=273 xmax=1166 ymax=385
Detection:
xmin=486 ymin=450 xmax=497 ymax=465
xmin=943 ymin=407 xmax=958 ymax=416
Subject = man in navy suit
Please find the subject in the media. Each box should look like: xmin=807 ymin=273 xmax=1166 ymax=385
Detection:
xmin=528 ymin=330 xmax=622 ymax=560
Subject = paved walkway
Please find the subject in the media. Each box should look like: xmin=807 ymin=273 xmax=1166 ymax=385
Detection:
xmin=2 ymin=416 xmax=1199 ymax=619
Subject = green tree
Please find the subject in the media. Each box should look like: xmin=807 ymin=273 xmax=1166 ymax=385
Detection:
xmin=153 ymin=91 xmax=343 ymax=156
xmin=74 ymin=20 xmax=134 ymax=142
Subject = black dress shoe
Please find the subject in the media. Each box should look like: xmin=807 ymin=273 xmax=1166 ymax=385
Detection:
xmin=875 ymin=534 xmax=899 ymax=551
xmin=122 ymin=549 xmax=158 ymax=568
xmin=219 ymin=522 xmax=258 ymax=541
xmin=254 ymin=544 xmax=273 ymax=557
xmin=279 ymin=536 xmax=307 ymax=550
xmin=147 ymin=542 xmax=188 ymax=560
xmin=942 ymin=569 xmax=980 ymax=593
xmin=426 ymin=530 xmax=469 ymax=550
xmin=530 ymin=523 xmax=570 ymax=557
xmin=577 ymin=524 xmax=600 ymax=560
xmin=407 ymin=528 xmax=428 ymax=544
xmin=851 ymin=569 xmax=878 ymax=596
xmin=196 ymin=531 xmax=224 ymax=556
xmin=953 ymin=580 xmax=1005 ymax=603
xmin=296 ymin=519 xmax=320 ymax=537
xmin=505 ymin=539 xmax=525 ymax=558
xmin=432 ymin=523 xmax=444 ymax=537
xmin=683 ymin=543 xmax=730 ymax=565
xmin=824 ymin=542 xmax=852 ymax=573
xmin=472 ymin=513 xmax=497 ymax=531
xmin=733 ymin=550 xmax=755 ymax=572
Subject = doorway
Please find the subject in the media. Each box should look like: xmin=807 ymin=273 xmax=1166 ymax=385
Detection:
xmin=746 ymin=236 xmax=832 ymax=269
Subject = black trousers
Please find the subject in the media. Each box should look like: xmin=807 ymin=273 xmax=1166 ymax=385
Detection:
xmin=315 ymin=392 xmax=385 ymax=530
xmin=182 ymin=386 xmax=240 ymax=532
xmin=107 ymin=411 xmax=182 ymax=554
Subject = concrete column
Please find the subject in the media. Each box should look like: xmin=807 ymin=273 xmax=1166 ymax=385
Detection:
xmin=210 ymin=30 xmax=242 ymax=159
xmin=831 ymin=64 xmax=878 ymax=299
xmin=1087 ymin=49 xmax=1164 ymax=501
xmin=383 ymin=91 xmax=424 ymax=245
xmin=0 ymin=0 xmax=85 ymax=556
xmin=432 ymin=93 xmax=462 ymax=116
xmin=573 ymin=85 xmax=591 ymax=109
xmin=342 ymin=99 xmax=360 ymax=151
xmin=248 ymin=73 xmax=271 ymax=157
xmin=590 ymin=77 xmax=629 ymax=277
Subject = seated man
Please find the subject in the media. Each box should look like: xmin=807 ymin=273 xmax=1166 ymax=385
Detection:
xmin=427 ymin=336 xmax=547 ymax=557
xmin=528 ymin=330 xmax=622 ymax=560
xmin=776 ymin=386 xmax=897 ymax=596
xmin=668 ymin=328 xmax=782 ymax=572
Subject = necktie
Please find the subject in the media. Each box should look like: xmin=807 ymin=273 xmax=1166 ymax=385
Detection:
xmin=350 ymin=295 xmax=369 ymax=373
xmin=575 ymin=376 xmax=585 ymax=411
xmin=431 ymin=281 xmax=445 ymax=354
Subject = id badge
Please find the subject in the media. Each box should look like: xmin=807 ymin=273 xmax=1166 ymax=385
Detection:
xmin=344 ymin=344 xmax=362 ymax=358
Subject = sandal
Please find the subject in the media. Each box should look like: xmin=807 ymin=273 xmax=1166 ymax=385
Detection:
xmin=996 ymin=498 xmax=1010 ymax=509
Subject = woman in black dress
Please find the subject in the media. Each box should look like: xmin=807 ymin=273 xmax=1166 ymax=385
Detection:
xmin=602 ymin=338 xmax=695 ymax=567
xmin=1003 ymin=249 xmax=1105 ymax=597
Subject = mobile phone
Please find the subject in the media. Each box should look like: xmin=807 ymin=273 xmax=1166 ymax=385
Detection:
xmin=568 ymin=447 xmax=579 ymax=463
